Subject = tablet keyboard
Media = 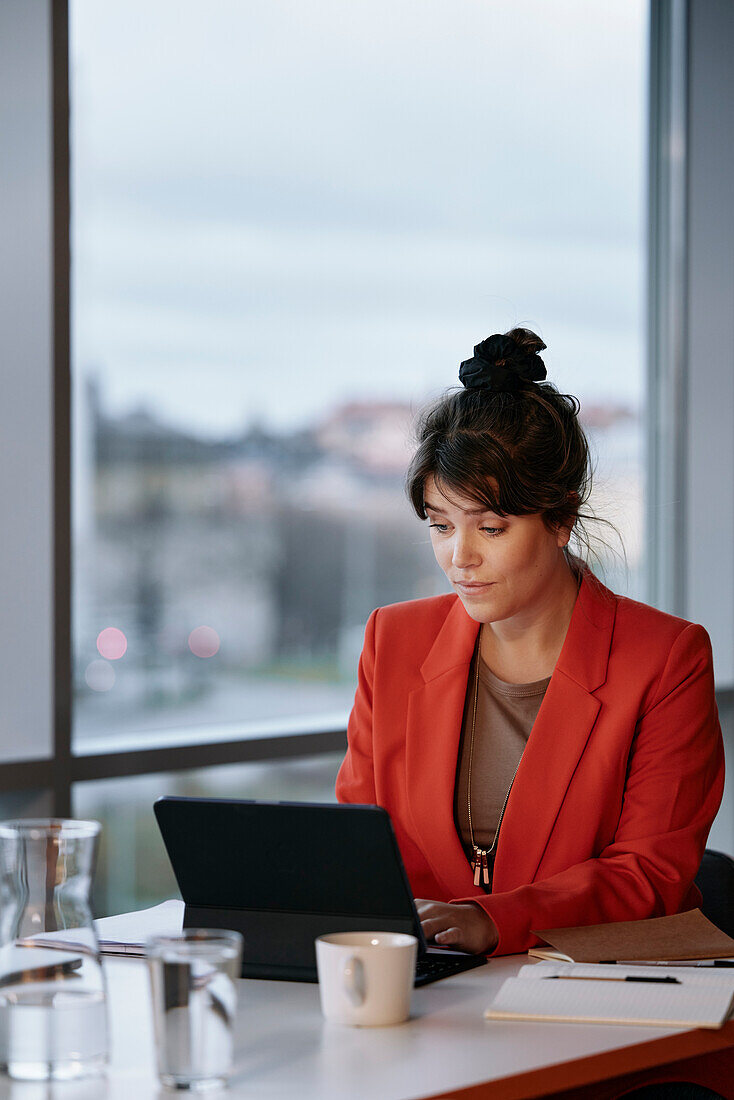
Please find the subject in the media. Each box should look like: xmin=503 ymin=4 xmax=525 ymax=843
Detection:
xmin=414 ymin=951 xmax=486 ymax=986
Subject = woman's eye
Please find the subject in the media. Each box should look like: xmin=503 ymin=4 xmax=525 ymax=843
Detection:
xmin=428 ymin=523 xmax=449 ymax=533
xmin=482 ymin=527 xmax=505 ymax=537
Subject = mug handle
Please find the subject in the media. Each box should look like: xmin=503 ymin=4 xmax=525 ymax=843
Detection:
xmin=342 ymin=956 xmax=366 ymax=1006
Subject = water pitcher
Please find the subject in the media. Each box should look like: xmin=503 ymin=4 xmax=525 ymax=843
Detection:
xmin=0 ymin=819 xmax=108 ymax=1080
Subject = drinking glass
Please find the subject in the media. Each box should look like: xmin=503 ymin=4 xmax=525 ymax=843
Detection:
xmin=0 ymin=818 xmax=108 ymax=1080
xmin=147 ymin=929 xmax=242 ymax=1092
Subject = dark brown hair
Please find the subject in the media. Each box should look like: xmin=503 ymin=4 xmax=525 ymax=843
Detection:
xmin=406 ymin=327 xmax=594 ymax=552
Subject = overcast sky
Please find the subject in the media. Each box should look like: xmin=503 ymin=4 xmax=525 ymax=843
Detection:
xmin=70 ymin=0 xmax=647 ymax=437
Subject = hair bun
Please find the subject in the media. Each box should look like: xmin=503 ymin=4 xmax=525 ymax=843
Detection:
xmin=459 ymin=329 xmax=547 ymax=393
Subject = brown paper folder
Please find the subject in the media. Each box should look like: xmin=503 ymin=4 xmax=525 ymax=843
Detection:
xmin=530 ymin=909 xmax=734 ymax=963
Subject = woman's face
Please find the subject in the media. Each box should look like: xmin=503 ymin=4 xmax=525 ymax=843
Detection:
xmin=423 ymin=476 xmax=572 ymax=629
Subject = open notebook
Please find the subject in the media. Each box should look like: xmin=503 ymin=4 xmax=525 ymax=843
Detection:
xmin=485 ymin=962 xmax=734 ymax=1029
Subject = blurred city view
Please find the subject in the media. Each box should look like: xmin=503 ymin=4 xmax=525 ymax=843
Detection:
xmin=74 ymin=376 xmax=643 ymax=746
xmin=69 ymin=0 xmax=647 ymax=910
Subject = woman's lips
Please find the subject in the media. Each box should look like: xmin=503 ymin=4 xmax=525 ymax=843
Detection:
xmin=454 ymin=581 xmax=494 ymax=594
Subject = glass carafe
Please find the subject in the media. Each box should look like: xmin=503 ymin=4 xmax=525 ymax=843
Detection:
xmin=0 ymin=819 xmax=108 ymax=1080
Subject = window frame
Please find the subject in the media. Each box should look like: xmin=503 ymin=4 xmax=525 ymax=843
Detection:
xmin=4 ymin=0 xmax=731 ymax=820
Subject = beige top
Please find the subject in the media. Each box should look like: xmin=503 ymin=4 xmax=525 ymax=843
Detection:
xmin=454 ymin=654 xmax=550 ymax=892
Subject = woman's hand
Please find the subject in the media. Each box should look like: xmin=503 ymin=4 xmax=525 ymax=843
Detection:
xmin=415 ymin=899 xmax=499 ymax=954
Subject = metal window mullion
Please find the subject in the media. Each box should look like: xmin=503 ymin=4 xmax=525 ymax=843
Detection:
xmin=53 ymin=0 xmax=73 ymax=818
xmin=646 ymin=0 xmax=689 ymax=615
xmin=70 ymin=729 xmax=348 ymax=785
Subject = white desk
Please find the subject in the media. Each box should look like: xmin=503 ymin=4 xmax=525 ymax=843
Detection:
xmin=3 ymin=954 xmax=732 ymax=1100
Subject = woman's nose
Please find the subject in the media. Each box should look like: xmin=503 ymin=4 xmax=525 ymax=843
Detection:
xmin=452 ymin=533 xmax=481 ymax=569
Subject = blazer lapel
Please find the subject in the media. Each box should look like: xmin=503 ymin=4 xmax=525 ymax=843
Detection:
xmin=405 ymin=598 xmax=480 ymax=897
xmin=493 ymin=573 xmax=617 ymax=892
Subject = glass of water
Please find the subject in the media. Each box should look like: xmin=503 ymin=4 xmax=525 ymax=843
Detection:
xmin=0 ymin=818 xmax=108 ymax=1081
xmin=147 ymin=929 xmax=243 ymax=1092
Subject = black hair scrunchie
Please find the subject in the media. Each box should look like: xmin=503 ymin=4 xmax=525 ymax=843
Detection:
xmin=459 ymin=333 xmax=547 ymax=393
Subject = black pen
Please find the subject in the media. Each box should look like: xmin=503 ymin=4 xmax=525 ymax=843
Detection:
xmin=544 ymin=974 xmax=680 ymax=984
xmin=624 ymin=975 xmax=680 ymax=984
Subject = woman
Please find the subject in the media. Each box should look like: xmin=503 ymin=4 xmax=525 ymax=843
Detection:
xmin=336 ymin=328 xmax=724 ymax=957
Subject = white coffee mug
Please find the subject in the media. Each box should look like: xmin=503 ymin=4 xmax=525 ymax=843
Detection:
xmin=315 ymin=931 xmax=417 ymax=1027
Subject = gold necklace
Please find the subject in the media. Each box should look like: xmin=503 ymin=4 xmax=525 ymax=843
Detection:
xmin=467 ymin=625 xmax=523 ymax=888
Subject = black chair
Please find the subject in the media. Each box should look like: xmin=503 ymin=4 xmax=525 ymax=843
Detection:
xmin=694 ymin=848 xmax=734 ymax=938
xmin=608 ymin=854 xmax=734 ymax=1100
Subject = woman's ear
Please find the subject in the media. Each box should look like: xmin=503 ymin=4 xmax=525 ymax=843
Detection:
xmin=555 ymin=519 xmax=574 ymax=550
xmin=555 ymin=492 xmax=579 ymax=549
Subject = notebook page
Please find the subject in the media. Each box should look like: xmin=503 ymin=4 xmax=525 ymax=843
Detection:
xmin=484 ymin=976 xmax=734 ymax=1028
xmin=519 ymin=962 xmax=734 ymax=987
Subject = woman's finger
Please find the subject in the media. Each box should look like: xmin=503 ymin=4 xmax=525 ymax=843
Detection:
xmin=417 ymin=907 xmax=447 ymax=925
xmin=414 ymin=899 xmax=440 ymax=918
xmin=419 ymin=915 xmax=451 ymax=938
xmin=434 ymin=927 xmax=464 ymax=947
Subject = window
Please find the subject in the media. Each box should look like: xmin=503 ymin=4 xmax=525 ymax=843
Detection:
xmin=71 ymin=1 xmax=648 ymax=760
xmin=75 ymin=754 xmax=342 ymax=916
xmin=7 ymin=1 xmax=733 ymax=892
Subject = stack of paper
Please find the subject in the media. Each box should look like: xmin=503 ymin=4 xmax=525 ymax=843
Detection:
xmin=529 ymin=909 xmax=734 ymax=964
xmin=94 ymin=899 xmax=184 ymax=955
xmin=19 ymin=899 xmax=185 ymax=958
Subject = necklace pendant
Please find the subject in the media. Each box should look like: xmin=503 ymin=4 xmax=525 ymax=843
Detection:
xmin=472 ymin=848 xmax=482 ymax=887
xmin=482 ymin=851 xmax=490 ymax=886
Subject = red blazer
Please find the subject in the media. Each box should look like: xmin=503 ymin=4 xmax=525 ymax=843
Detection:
xmin=336 ymin=573 xmax=724 ymax=956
